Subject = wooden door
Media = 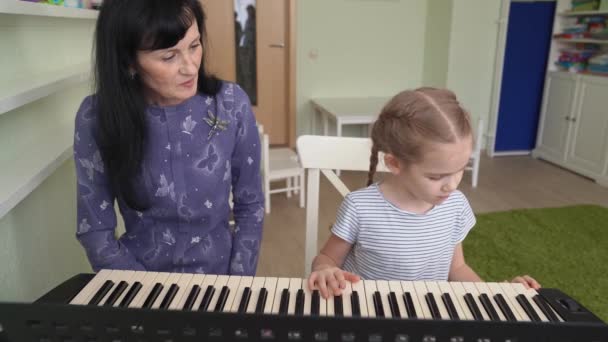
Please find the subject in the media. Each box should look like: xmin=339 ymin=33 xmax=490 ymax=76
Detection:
xmin=200 ymin=0 xmax=290 ymax=146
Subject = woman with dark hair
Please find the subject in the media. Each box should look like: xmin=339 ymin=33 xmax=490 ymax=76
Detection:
xmin=74 ymin=0 xmax=264 ymax=275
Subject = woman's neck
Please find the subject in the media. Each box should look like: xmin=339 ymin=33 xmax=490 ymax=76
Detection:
xmin=378 ymin=175 xmax=434 ymax=214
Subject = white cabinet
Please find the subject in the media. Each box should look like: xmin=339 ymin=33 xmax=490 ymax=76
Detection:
xmin=533 ymin=71 xmax=608 ymax=186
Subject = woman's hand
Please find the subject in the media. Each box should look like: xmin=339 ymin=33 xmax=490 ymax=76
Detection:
xmin=510 ymin=275 xmax=541 ymax=290
xmin=308 ymin=266 xmax=360 ymax=299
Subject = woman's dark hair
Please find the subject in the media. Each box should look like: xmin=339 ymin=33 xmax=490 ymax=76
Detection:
xmin=94 ymin=0 xmax=221 ymax=209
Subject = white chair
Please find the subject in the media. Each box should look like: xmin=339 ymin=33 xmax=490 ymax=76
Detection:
xmin=261 ymin=133 xmax=305 ymax=214
xmin=466 ymin=118 xmax=484 ymax=188
xmin=297 ymin=135 xmax=389 ymax=275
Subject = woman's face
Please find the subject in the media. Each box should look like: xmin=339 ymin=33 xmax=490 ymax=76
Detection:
xmin=135 ymin=20 xmax=202 ymax=107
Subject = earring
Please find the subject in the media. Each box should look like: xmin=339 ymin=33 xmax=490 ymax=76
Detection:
xmin=129 ymin=70 xmax=136 ymax=80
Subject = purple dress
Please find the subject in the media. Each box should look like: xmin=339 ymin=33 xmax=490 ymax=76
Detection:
xmin=74 ymin=82 xmax=264 ymax=275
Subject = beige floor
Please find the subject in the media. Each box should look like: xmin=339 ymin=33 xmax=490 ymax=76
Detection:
xmin=256 ymin=154 xmax=608 ymax=278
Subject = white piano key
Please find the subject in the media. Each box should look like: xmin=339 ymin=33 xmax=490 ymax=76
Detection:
xmin=319 ymin=283 xmax=327 ymax=316
xmin=498 ymin=282 xmax=529 ymax=321
xmin=424 ymin=281 xmax=450 ymax=320
xmin=230 ymin=276 xmax=254 ymax=313
xmin=167 ymin=273 xmax=194 ymax=310
xmin=70 ymin=269 xmax=113 ymax=305
xmin=388 ymin=281 xmax=407 ymax=318
xmin=206 ymin=275 xmax=229 ymax=312
xmin=262 ymin=277 xmax=278 ymax=314
xmin=462 ymin=282 xmax=490 ymax=321
xmin=128 ymin=272 xmax=161 ymax=308
xmin=271 ymin=278 xmax=291 ymax=314
xmin=151 ymin=273 xmax=180 ymax=309
xmin=401 ymin=281 xmax=426 ymax=319
xmin=475 ymin=282 xmax=506 ymax=321
xmin=488 ymin=282 xmax=524 ymax=321
xmin=192 ymin=274 xmax=218 ymax=311
xmin=303 ymin=278 xmax=313 ymax=316
xmin=342 ymin=281 xmax=354 ymax=317
xmin=413 ymin=281 xmax=433 ymax=319
xmin=97 ymin=270 xmax=134 ymax=306
xmin=363 ymin=280 xmax=379 ymax=318
xmin=511 ymin=283 xmax=550 ymax=322
xmin=351 ymin=280 xmax=368 ymax=317
xmin=447 ymin=282 xmax=475 ymax=320
xmin=288 ymin=278 xmax=302 ymax=315
xmin=113 ymin=271 xmax=146 ymax=308
xmin=376 ymin=280 xmax=393 ymax=318
xmin=175 ymin=274 xmax=206 ymax=310
xmin=437 ymin=281 xmax=469 ymax=320
xmin=246 ymin=277 xmax=266 ymax=314
xmin=221 ymin=276 xmax=242 ymax=312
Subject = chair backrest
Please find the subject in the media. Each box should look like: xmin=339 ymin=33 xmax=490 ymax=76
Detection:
xmin=261 ymin=133 xmax=270 ymax=180
xmin=296 ymin=135 xmax=388 ymax=274
xmin=473 ymin=118 xmax=484 ymax=157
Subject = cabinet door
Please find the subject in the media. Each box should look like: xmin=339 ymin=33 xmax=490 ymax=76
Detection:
xmin=566 ymin=76 xmax=608 ymax=176
xmin=535 ymin=72 xmax=577 ymax=162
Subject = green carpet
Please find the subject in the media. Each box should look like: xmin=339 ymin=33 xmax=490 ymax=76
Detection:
xmin=463 ymin=205 xmax=608 ymax=323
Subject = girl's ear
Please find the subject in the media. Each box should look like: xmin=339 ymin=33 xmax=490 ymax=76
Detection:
xmin=384 ymin=153 xmax=402 ymax=175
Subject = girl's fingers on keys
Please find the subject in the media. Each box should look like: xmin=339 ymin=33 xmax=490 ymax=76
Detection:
xmin=308 ymin=273 xmax=318 ymax=291
xmin=343 ymin=271 xmax=361 ymax=283
xmin=334 ymin=270 xmax=346 ymax=289
xmin=318 ymin=274 xmax=330 ymax=299
xmin=328 ymin=277 xmax=342 ymax=296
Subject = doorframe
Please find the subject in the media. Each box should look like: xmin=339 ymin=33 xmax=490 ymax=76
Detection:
xmin=288 ymin=0 xmax=297 ymax=148
xmin=486 ymin=0 xmax=556 ymax=157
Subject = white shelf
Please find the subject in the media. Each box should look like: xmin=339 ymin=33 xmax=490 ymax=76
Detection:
xmin=0 ymin=0 xmax=98 ymax=19
xmin=0 ymin=123 xmax=73 ymax=219
xmin=559 ymin=10 xmax=608 ymax=16
xmin=0 ymin=64 xmax=90 ymax=115
xmin=555 ymin=38 xmax=608 ymax=44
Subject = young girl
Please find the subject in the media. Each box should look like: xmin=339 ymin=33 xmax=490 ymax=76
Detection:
xmin=308 ymin=88 xmax=540 ymax=298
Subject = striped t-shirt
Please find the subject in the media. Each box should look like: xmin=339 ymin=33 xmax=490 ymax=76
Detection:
xmin=332 ymin=183 xmax=476 ymax=281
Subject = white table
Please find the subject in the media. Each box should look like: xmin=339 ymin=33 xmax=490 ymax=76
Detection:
xmin=311 ymin=97 xmax=390 ymax=138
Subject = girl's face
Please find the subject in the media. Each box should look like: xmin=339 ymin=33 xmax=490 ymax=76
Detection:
xmin=392 ymin=135 xmax=473 ymax=206
xmin=135 ymin=21 xmax=202 ymax=107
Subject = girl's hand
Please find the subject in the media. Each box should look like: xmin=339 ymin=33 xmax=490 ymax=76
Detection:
xmin=510 ymin=275 xmax=541 ymax=290
xmin=308 ymin=266 xmax=360 ymax=299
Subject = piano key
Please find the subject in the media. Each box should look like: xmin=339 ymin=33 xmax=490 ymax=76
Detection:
xmin=151 ymin=273 xmax=180 ymax=309
xmin=159 ymin=283 xmax=179 ymax=309
xmin=230 ymin=276 xmax=253 ymax=313
xmin=70 ymin=269 xmax=113 ymax=305
xmin=401 ymin=281 xmax=424 ymax=319
xmin=214 ymin=286 xmax=231 ymax=312
xmin=271 ymin=278 xmax=291 ymax=315
xmin=516 ymin=294 xmax=542 ymax=322
xmin=464 ymin=293 xmax=484 ymax=321
xmin=334 ymin=294 xmax=344 ymax=317
xmin=96 ymin=270 xmax=133 ymax=306
xmin=199 ymin=285 xmax=216 ymax=311
xmin=88 ymin=279 xmax=115 ymax=306
xmin=363 ymin=280 xmax=379 ymax=318
xmin=246 ymin=277 xmax=266 ymax=314
xmin=218 ymin=276 xmax=241 ymax=312
xmin=425 ymin=292 xmax=441 ymax=319
xmin=425 ymin=282 xmax=451 ymax=320
xmin=255 ymin=287 xmax=268 ymax=314
xmin=511 ymin=283 xmax=551 ymax=322
xmin=193 ymin=274 xmax=217 ymax=311
xmin=494 ymin=293 xmax=517 ymax=322
xmin=302 ymin=279 xmax=313 ymax=316
xmin=388 ymin=292 xmax=401 ymax=318
xmin=128 ymin=272 xmax=161 ymax=308
xmin=475 ymin=282 xmax=506 ymax=321
xmin=533 ymin=295 xmax=560 ymax=322
xmin=497 ymin=282 xmax=529 ymax=321
xmin=412 ymin=281 xmax=433 ymax=319
xmin=278 ymin=289 xmax=290 ymax=315
xmin=311 ymin=289 xmax=321 ymax=316
xmin=341 ymin=281 xmax=353 ymax=317
xmin=104 ymin=281 xmax=129 ymax=307
xmin=376 ymin=280 xmax=393 ymax=318
xmin=373 ymin=291 xmax=385 ymax=318
xmin=295 ymin=289 xmax=305 ymax=316
xmin=116 ymin=271 xmax=146 ymax=308
xmin=142 ymin=282 xmax=164 ymax=309
xmin=438 ymin=282 xmax=469 ymax=320
xmin=287 ymin=278 xmax=302 ymax=315
xmin=388 ymin=281 xmax=406 ymax=318
xmin=461 ymin=282 xmax=490 ymax=321
xmin=166 ymin=273 xmax=194 ymax=310
xmin=351 ymin=280 xmax=368 ymax=317
xmin=177 ymin=274 xmax=206 ymax=311
xmin=206 ymin=275 xmax=229 ymax=312
xmin=261 ymin=277 xmax=278 ymax=314
xmin=441 ymin=293 xmax=460 ymax=320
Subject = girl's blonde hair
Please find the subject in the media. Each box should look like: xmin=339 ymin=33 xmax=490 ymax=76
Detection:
xmin=367 ymin=87 xmax=472 ymax=186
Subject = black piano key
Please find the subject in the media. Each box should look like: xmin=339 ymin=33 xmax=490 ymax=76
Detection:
xmin=311 ymin=290 xmax=321 ymax=316
xmin=494 ymin=294 xmax=517 ymax=322
xmin=388 ymin=292 xmax=401 ymax=318
xmin=119 ymin=281 xmax=142 ymax=308
xmin=183 ymin=285 xmax=201 ymax=311
xmin=295 ymin=289 xmax=305 ymax=316
xmin=199 ymin=285 xmax=216 ymax=311
xmin=88 ymin=280 xmax=115 ymax=306
xmin=104 ymin=281 xmax=128 ymax=307
xmin=441 ymin=293 xmax=460 ymax=320
xmin=425 ymin=293 xmax=441 ymax=319
xmin=533 ymin=295 xmax=560 ymax=322
xmin=214 ymin=286 xmax=230 ymax=312
xmin=403 ymin=292 xmax=417 ymax=319
xmin=334 ymin=295 xmax=344 ymax=317
xmin=142 ymin=283 xmax=163 ymax=309
xmin=351 ymin=291 xmax=361 ymax=317
xmin=464 ymin=293 xmax=484 ymax=321
xmin=255 ymin=288 xmax=268 ymax=314
xmin=516 ymin=294 xmax=541 ymax=322
xmin=159 ymin=284 xmax=179 ymax=309
xmin=373 ymin=291 xmax=385 ymax=318
xmin=238 ymin=287 xmax=252 ymax=314
xmin=479 ymin=294 xmax=501 ymax=321
xmin=278 ymin=288 xmax=290 ymax=315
